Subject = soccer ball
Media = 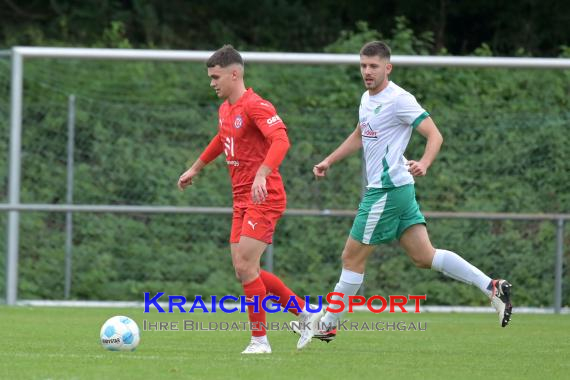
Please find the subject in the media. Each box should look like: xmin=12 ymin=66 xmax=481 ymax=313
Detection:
xmin=100 ymin=316 xmax=141 ymax=351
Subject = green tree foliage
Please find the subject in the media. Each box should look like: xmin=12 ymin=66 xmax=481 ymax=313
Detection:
xmin=1 ymin=1 xmax=569 ymax=56
xmin=0 ymin=21 xmax=568 ymax=307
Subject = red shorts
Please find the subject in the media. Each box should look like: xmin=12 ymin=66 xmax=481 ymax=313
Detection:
xmin=230 ymin=203 xmax=286 ymax=244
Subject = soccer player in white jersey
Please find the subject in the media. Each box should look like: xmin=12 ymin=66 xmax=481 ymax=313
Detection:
xmin=297 ymin=41 xmax=512 ymax=349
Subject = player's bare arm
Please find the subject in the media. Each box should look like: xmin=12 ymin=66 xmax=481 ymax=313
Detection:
xmin=178 ymin=159 xmax=206 ymax=191
xmin=250 ymin=127 xmax=290 ymax=204
xmin=251 ymin=164 xmax=271 ymax=204
xmin=313 ymin=123 xmax=362 ymax=178
xmin=179 ymin=133 xmax=224 ymax=191
xmin=407 ymin=117 xmax=443 ymax=177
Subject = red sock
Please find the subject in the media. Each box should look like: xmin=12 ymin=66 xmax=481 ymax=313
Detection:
xmin=260 ymin=270 xmax=306 ymax=316
xmin=243 ymin=276 xmax=267 ymax=337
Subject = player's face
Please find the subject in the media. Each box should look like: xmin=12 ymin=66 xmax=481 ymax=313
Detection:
xmin=360 ymin=55 xmax=392 ymax=95
xmin=207 ymin=65 xmax=236 ymax=99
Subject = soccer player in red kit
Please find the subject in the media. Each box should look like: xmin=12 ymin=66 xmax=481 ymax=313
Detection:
xmin=178 ymin=45 xmax=323 ymax=354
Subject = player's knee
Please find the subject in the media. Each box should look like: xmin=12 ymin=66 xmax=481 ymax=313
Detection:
xmin=233 ymin=262 xmax=248 ymax=279
xmin=341 ymin=250 xmax=353 ymax=267
xmin=341 ymin=250 xmax=364 ymax=272
xmin=233 ymin=259 xmax=256 ymax=281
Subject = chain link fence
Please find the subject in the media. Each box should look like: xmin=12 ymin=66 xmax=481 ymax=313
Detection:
xmin=1 ymin=55 xmax=568 ymax=308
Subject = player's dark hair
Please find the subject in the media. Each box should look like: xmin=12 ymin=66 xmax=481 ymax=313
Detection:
xmin=360 ymin=41 xmax=391 ymax=60
xmin=206 ymin=45 xmax=244 ymax=68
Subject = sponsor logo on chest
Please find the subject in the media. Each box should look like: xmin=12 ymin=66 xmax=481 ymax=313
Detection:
xmin=360 ymin=121 xmax=378 ymax=139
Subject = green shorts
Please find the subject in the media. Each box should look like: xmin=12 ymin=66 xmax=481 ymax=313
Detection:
xmin=350 ymin=184 xmax=426 ymax=245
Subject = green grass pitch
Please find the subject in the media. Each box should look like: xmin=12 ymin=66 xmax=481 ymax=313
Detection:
xmin=0 ymin=306 xmax=568 ymax=379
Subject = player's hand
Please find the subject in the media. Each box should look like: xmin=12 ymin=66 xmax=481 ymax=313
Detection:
xmin=407 ymin=160 xmax=428 ymax=177
xmin=251 ymin=174 xmax=268 ymax=204
xmin=313 ymin=160 xmax=330 ymax=178
xmin=178 ymin=168 xmax=199 ymax=191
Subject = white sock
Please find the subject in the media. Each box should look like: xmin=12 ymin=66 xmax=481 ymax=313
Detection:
xmin=300 ymin=304 xmax=313 ymax=316
xmin=321 ymin=268 xmax=364 ymax=328
xmin=431 ymin=249 xmax=492 ymax=297
xmin=251 ymin=335 xmax=268 ymax=345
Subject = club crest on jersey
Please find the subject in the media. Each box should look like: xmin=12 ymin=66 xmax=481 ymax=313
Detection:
xmin=374 ymin=104 xmax=383 ymax=114
xmin=360 ymin=121 xmax=378 ymax=139
xmin=234 ymin=115 xmax=243 ymax=129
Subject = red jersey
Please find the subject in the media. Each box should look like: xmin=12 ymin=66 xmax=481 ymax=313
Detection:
xmin=217 ymin=88 xmax=287 ymax=205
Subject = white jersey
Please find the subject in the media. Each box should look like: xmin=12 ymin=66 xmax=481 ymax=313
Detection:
xmin=359 ymin=81 xmax=429 ymax=188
